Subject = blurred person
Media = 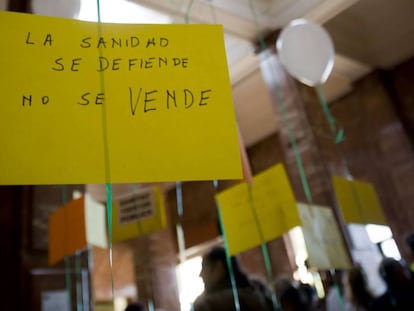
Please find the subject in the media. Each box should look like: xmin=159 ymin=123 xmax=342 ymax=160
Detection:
xmin=192 ymin=246 xmax=275 ymax=311
xmin=405 ymin=233 xmax=414 ymax=272
xmin=125 ymin=301 xmax=145 ymax=311
xmin=372 ymin=257 xmax=414 ymax=311
xmin=345 ymin=265 xmax=374 ymax=311
xmin=277 ymin=280 xmax=318 ymax=311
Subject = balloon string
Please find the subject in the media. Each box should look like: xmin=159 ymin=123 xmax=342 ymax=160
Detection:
xmin=76 ymin=251 xmax=83 ymax=311
xmin=207 ymin=0 xmax=217 ymax=23
xmin=184 ymin=0 xmax=194 ymax=23
xmin=213 ymin=180 xmax=241 ymax=311
xmin=61 ymin=185 xmax=73 ymax=311
xmin=175 ymin=181 xmax=188 ymax=311
xmin=106 ymin=184 xmax=115 ymax=300
xmin=316 ymin=87 xmax=366 ymax=224
xmin=175 ymin=181 xmax=186 ymax=262
xmin=247 ymin=0 xmax=314 ymax=205
xmin=95 ymin=0 xmax=115 ymax=303
xmin=247 ymin=185 xmax=280 ymax=310
xmin=316 ymin=85 xmax=344 ymax=144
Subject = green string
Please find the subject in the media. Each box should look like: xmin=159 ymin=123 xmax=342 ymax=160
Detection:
xmin=184 ymin=0 xmax=194 ymax=24
xmin=316 ymin=85 xmax=344 ymax=144
xmin=64 ymin=257 xmax=72 ymax=310
xmin=75 ymin=251 xmax=83 ymax=311
xmin=95 ymin=0 xmax=115 ymax=303
xmin=330 ymin=269 xmax=346 ymax=311
xmin=213 ymin=180 xmax=241 ymax=311
xmin=248 ymin=0 xmax=314 ymax=206
xmin=246 ymin=185 xmax=280 ymax=310
xmin=175 ymin=181 xmax=186 ymax=261
xmin=317 ymin=86 xmax=366 ymax=229
xmin=106 ymin=183 xmax=115 ymax=300
xmin=61 ymin=185 xmax=73 ymax=311
xmin=207 ymin=0 xmax=217 ymax=24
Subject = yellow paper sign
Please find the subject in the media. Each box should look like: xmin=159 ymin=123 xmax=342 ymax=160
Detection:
xmin=48 ymin=195 xmax=107 ymax=265
xmin=298 ymin=203 xmax=352 ymax=270
xmin=252 ymin=164 xmax=301 ymax=237
xmin=216 ymin=163 xmax=300 ymax=255
xmin=332 ymin=176 xmax=385 ymax=225
xmin=0 ymin=11 xmax=241 ymax=185
xmin=112 ymin=186 xmax=167 ymax=243
xmin=217 ymin=183 xmax=261 ymax=255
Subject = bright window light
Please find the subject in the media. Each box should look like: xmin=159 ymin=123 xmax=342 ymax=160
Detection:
xmin=365 ymin=224 xmax=393 ymax=244
xmin=78 ymin=0 xmax=172 ymax=24
xmin=380 ymin=239 xmax=401 ymax=260
xmin=176 ymin=256 xmax=204 ymax=311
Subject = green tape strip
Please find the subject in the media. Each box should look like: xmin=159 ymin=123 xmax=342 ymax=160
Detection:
xmin=207 ymin=0 xmax=217 ymax=24
xmin=64 ymin=256 xmax=72 ymax=311
xmin=316 ymin=85 xmax=344 ymax=144
xmin=247 ymin=185 xmax=280 ymax=310
xmin=95 ymin=0 xmax=115 ymax=303
xmin=61 ymin=185 xmax=72 ymax=311
xmin=106 ymin=183 xmax=115 ymax=299
xmin=214 ymin=180 xmax=241 ymax=311
xmin=184 ymin=0 xmax=194 ymax=24
xmin=76 ymin=251 xmax=83 ymax=311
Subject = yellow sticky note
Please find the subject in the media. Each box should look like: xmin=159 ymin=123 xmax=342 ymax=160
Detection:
xmin=298 ymin=203 xmax=352 ymax=270
xmin=216 ymin=183 xmax=261 ymax=255
xmin=112 ymin=186 xmax=167 ymax=243
xmin=332 ymin=176 xmax=361 ymax=223
xmin=354 ymin=180 xmax=386 ymax=225
xmin=0 ymin=11 xmax=241 ymax=185
xmin=216 ymin=163 xmax=300 ymax=255
xmin=333 ymin=176 xmax=386 ymax=225
xmin=48 ymin=207 xmax=66 ymax=265
xmin=252 ymin=164 xmax=301 ymax=238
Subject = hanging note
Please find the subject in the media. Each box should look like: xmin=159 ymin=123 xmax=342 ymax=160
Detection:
xmin=298 ymin=203 xmax=352 ymax=270
xmin=48 ymin=195 xmax=107 ymax=265
xmin=216 ymin=163 xmax=300 ymax=255
xmin=112 ymin=186 xmax=167 ymax=243
xmin=0 ymin=11 xmax=241 ymax=185
xmin=332 ymin=176 xmax=386 ymax=225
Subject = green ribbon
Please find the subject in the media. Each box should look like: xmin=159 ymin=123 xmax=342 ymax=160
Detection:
xmin=184 ymin=0 xmax=195 ymax=24
xmin=247 ymin=185 xmax=280 ymax=310
xmin=95 ymin=0 xmax=115 ymax=303
xmin=75 ymin=251 xmax=83 ymax=311
xmin=61 ymin=185 xmax=73 ymax=311
xmin=316 ymin=85 xmax=344 ymax=144
xmin=214 ymin=180 xmax=241 ymax=311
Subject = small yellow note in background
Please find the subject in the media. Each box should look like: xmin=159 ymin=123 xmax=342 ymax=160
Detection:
xmin=216 ymin=163 xmax=300 ymax=255
xmin=332 ymin=176 xmax=386 ymax=225
xmin=112 ymin=186 xmax=167 ymax=243
xmin=0 ymin=11 xmax=241 ymax=185
xmin=48 ymin=195 xmax=107 ymax=265
xmin=298 ymin=203 xmax=352 ymax=270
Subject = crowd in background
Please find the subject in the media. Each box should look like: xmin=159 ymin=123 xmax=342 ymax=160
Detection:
xmin=125 ymin=233 xmax=414 ymax=311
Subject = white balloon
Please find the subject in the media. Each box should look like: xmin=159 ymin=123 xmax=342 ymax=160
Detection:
xmin=32 ymin=0 xmax=81 ymax=18
xmin=276 ymin=19 xmax=335 ymax=86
